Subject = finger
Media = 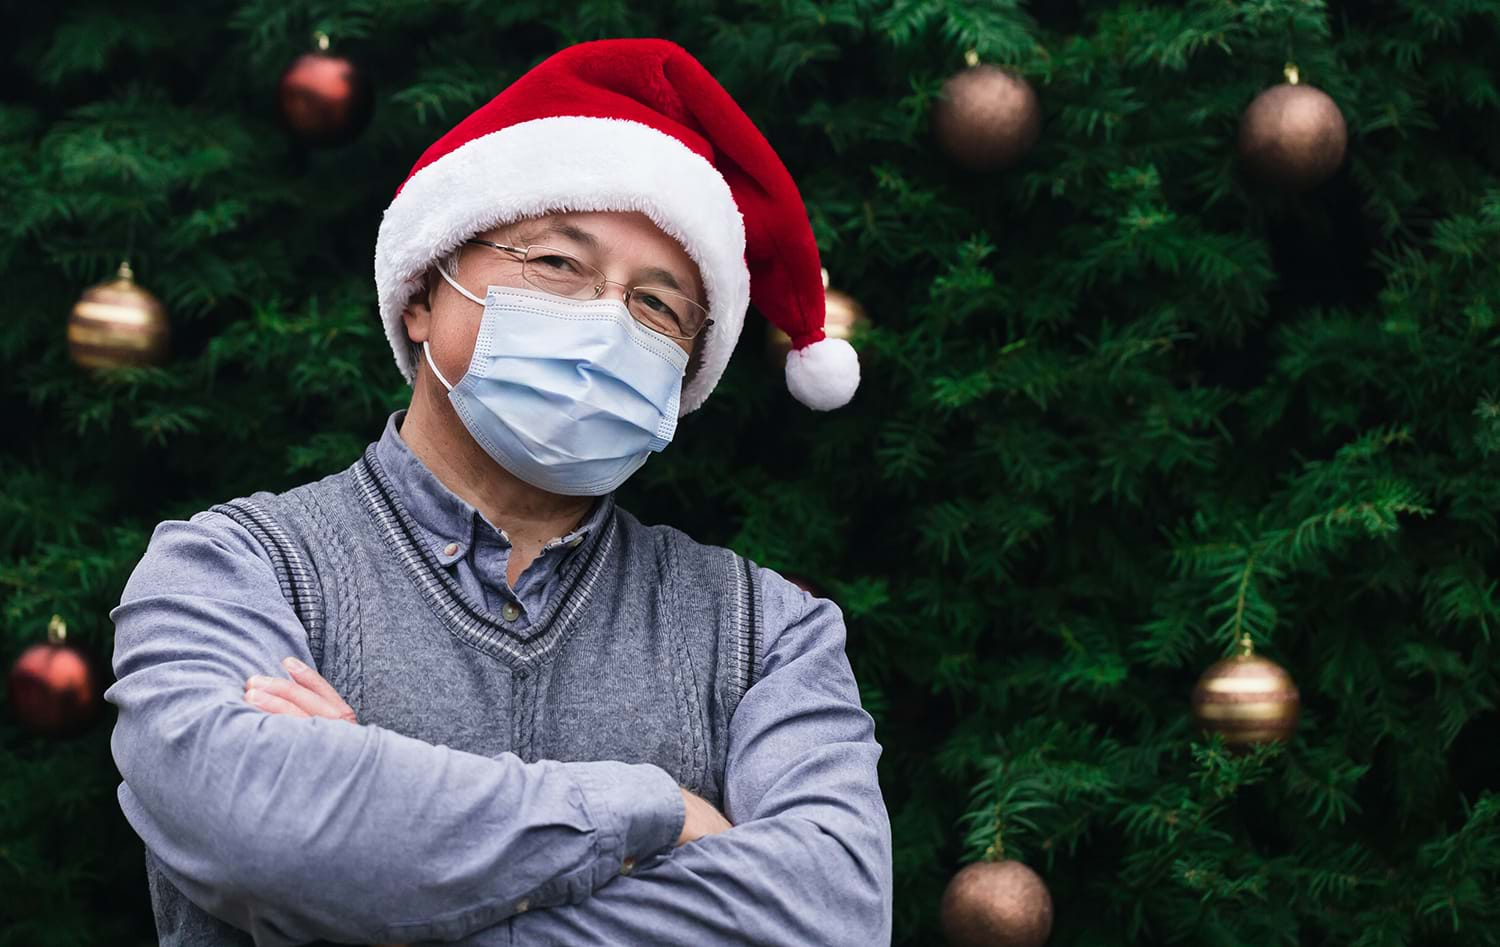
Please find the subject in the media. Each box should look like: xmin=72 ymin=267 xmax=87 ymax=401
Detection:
xmin=246 ymin=676 xmax=344 ymax=720
xmin=244 ymin=687 xmax=311 ymax=717
xmin=281 ymin=657 xmax=359 ymax=721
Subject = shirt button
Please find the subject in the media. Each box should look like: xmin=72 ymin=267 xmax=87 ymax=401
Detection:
xmin=501 ymin=601 xmax=521 ymax=622
xmin=514 ymin=897 xmax=530 ymax=913
xmin=443 ymin=542 xmax=459 ymax=557
xmin=620 ymin=856 xmax=636 ymax=875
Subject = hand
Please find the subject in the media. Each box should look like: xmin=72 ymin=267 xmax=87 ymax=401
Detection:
xmin=676 ymin=787 xmax=732 ymax=846
xmin=243 ymin=656 xmax=358 ymax=723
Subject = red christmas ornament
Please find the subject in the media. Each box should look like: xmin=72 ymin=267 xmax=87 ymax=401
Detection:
xmin=7 ymin=614 xmax=101 ymax=738
xmin=277 ymin=31 xmax=374 ymax=147
xmin=784 ymin=574 xmax=824 ymax=599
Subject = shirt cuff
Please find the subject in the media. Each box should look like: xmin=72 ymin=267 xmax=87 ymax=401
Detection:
xmin=565 ymin=759 xmax=686 ymax=863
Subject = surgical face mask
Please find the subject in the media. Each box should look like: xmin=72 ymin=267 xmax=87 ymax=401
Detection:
xmin=421 ymin=270 xmax=690 ymax=496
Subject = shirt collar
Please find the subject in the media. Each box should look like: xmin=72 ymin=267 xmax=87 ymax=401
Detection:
xmin=373 ymin=408 xmax=613 ymax=566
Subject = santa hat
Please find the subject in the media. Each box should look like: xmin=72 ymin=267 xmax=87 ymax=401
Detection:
xmin=373 ymin=37 xmax=859 ymax=414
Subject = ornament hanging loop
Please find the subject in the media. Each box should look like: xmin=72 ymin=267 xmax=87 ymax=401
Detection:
xmin=981 ymin=809 xmax=1005 ymax=862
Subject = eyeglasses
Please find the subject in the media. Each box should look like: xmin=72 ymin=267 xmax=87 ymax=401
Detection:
xmin=460 ymin=238 xmax=713 ymax=341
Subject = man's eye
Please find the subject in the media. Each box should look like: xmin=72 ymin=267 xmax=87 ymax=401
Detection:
xmin=535 ymin=255 xmax=579 ymax=273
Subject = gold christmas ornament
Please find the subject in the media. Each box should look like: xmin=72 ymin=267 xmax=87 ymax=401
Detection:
xmin=767 ymin=267 xmax=869 ymax=369
xmin=67 ymin=260 xmax=170 ymax=369
xmin=939 ymin=859 xmax=1054 ymax=947
xmin=931 ymin=50 xmax=1041 ymax=172
xmin=1237 ymin=63 xmax=1347 ymax=192
xmin=1191 ymin=634 xmax=1300 ymax=747
xmin=277 ymin=31 xmax=375 ymax=147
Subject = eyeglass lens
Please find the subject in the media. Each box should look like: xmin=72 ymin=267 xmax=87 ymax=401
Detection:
xmin=520 ymin=246 xmax=706 ymax=340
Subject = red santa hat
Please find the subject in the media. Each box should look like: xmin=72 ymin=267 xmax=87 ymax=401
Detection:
xmin=374 ymin=36 xmax=860 ymax=413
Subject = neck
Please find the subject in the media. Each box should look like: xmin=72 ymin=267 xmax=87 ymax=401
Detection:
xmin=399 ymin=375 xmax=595 ymax=546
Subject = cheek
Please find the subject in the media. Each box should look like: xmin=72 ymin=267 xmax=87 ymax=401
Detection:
xmin=433 ymin=307 xmax=482 ymax=381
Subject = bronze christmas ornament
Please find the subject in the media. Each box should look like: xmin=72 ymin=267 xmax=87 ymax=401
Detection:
xmin=931 ymin=51 xmax=1041 ymax=172
xmin=939 ymin=858 xmax=1054 ymax=947
xmin=1237 ymin=63 xmax=1347 ymax=192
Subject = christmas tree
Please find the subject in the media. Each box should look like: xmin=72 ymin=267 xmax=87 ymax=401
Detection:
xmin=5 ymin=1 xmax=1500 ymax=944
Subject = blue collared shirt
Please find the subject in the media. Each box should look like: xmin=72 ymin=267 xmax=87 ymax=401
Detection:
xmin=373 ymin=408 xmax=612 ymax=625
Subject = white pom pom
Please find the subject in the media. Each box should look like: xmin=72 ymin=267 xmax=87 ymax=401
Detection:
xmin=785 ymin=336 xmax=860 ymax=410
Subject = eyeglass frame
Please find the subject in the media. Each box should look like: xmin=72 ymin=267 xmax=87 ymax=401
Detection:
xmin=457 ymin=237 xmax=714 ymax=342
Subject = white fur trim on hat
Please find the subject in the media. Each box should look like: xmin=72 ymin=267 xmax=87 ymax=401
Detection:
xmin=785 ymin=336 xmax=859 ymax=410
xmin=374 ymin=116 xmax=751 ymax=416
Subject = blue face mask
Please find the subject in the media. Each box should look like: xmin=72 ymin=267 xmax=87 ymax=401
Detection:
xmin=422 ymin=271 xmax=690 ymax=496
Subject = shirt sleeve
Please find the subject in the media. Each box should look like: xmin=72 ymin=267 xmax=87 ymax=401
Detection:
xmin=500 ymin=564 xmax=894 ymax=947
xmin=105 ymin=511 xmax=686 ymax=947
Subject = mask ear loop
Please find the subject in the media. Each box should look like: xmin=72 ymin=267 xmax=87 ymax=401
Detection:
xmin=422 ymin=340 xmax=456 ymax=393
xmin=438 ymin=264 xmax=487 ymax=306
xmin=422 ymin=258 xmax=485 ymax=393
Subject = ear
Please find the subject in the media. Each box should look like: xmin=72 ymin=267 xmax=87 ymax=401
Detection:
xmin=402 ymin=274 xmax=435 ymax=345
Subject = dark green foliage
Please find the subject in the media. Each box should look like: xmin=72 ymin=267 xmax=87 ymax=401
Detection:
xmin=4 ymin=1 xmax=1499 ymax=944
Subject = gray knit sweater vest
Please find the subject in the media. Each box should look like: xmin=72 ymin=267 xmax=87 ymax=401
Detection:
xmin=143 ymin=442 xmax=764 ymax=945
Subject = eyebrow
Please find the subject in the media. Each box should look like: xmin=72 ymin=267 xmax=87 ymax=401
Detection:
xmin=516 ymin=220 xmax=698 ymax=301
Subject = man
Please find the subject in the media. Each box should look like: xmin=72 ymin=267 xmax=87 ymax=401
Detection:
xmin=105 ymin=37 xmax=888 ymax=947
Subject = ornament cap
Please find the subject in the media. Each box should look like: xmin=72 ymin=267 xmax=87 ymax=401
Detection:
xmin=47 ymin=613 xmax=67 ymax=644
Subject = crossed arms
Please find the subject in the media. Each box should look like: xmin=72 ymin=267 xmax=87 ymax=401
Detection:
xmin=106 ymin=511 xmax=893 ymax=946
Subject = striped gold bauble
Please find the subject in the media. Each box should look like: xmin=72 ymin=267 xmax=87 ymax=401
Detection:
xmin=766 ymin=267 xmax=869 ymax=369
xmin=1191 ymin=634 xmax=1300 ymax=747
xmin=67 ymin=261 xmax=170 ymax=369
